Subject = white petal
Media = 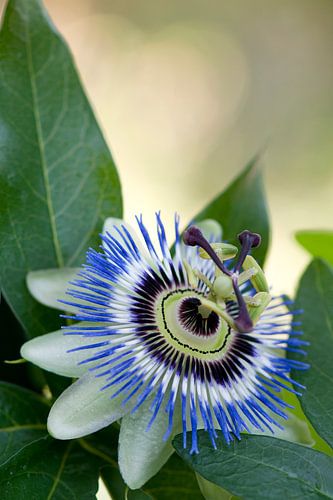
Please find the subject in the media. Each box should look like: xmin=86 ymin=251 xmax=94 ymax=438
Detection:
xmin=102 ymin=217 xmax=152 ymax=262
xmin=119 ymin=397 xmax=182 ymax=489
xmin=195 ymin=219 xmax=222 ymax=241
xmin=20 ymin=329 xmax=92 ymax=378
xmin=27 ymin=268 xmax=80 ymax=312
xmin=47 ymin=373 xmax=130 ymax=440
xmin=102 ymin=217 xmax=141 ymax=248
xmin=102 ymin=217 xmax=125 ymax=237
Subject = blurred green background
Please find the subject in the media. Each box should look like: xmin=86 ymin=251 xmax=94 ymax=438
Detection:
xmin=2 ymin=0 xmax=333 ymax=293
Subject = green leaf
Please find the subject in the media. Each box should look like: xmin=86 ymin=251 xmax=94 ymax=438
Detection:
xmin=0 ymin=436 xmax=101 ymax=499
xmin=127 ymin=490 xmax=151 ymax=499
xmin=173 ymin=433 xmax=333 ymax=500
xmin=0 ymin=294 xmax=51 ymax=393
xmin=0 ymin=0 xmax=122 ymax=339
xmin=292 ymin=259 xmax=333 ymax=449
xmin=295 ymin=231 xmax=333 ymax=266
xmin=81 ymin=425 xmax=119 ymax=464
xmin=137 ymin=453 xmax=204 ymax=500
xmin=192 ymin=158 xmax=270 ymax=265
xmin=0 ymin=385 xmax=101 ymax=499
xmin=0 ymin=295 xmax=31 ymax=387
xmin=0 ymin=382 xmax=49 ymax=466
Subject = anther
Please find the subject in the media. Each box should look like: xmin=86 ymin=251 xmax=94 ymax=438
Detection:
xmin=232 ymin=276 xmax=254 ymax=333
xmin=232 ymin=230 xmax=261 ymax=332
xmin=183 ymin=227 xmax=231 ymax=277
xmin=234 ymin=230 xmax=261 ymax=273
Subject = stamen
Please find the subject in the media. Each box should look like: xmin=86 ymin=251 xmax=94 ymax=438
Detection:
xmin=183 ymin=227 xmax=231 ymax=276
xmin=230 ymin=231 xmax=260 ymax=332
xmin=183 ymin=226 xmax=263 ymax=333
xmin=231 ymin=230 xmax=261 ymax=332
xmin=234 ymin=230 xmax=261 ymax=273
xmin=232 ymin=275 xmax=253 ymax=333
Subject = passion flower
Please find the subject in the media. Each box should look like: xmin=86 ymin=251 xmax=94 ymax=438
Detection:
xmin=21 ymin=215 xmax=308 ymax=488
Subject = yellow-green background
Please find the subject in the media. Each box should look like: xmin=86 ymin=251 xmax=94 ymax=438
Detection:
xmin=2 ymin=0 xmax=332 ymax=294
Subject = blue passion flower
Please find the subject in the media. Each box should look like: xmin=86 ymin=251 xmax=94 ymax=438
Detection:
xmin=21 ymin=215 xmax=309 ymax=488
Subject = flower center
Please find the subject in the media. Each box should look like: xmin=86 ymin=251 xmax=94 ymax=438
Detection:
xmin=178 ymin=297 xmax=220 ymax=337
xmin=155 ymin=289 xmax=231 ymax=359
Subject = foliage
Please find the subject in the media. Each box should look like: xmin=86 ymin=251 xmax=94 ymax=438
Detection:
xmin=0 ymin=0 xmax=122 ymax=342
xmin=291 ymin=259 xmax=333 ymax=449
xmin=296 ymin=231 xmax=333 ymax=265
xmin=173 ymin=433 xmax=333 ymax=499
xmin=193 ymin=156 xmax=269 ymax=266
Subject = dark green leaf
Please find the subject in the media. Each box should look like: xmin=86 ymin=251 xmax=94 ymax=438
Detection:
xmin=138 ymin=453 xmax=204 ymax=500
xmin=101 ymin=466 xmax=128 ymax=500
xmin=0 ymin=0 xmax=122 ymax=339
xmin=173 ymin=432 xmax=333 ymax=499
xmin=292 ymin=259 xmax=333 ymax=449
xmin=0 ymin=295 xmax=31 ymax=387
xmin=0 ymin=382 xmax=49 ymax=466
xmin=295 ymin=231 xmax=333 ymax=266
xmin=82 ymin=425 xmax=119 ymax=464
xmin=127 ymin=490 xmax=151 ymax=500
xmin=0 ymin=436 xmax=101 ymax=499
xmin=0 ymin=294 xmax=51 ymax=393
xmin=192 ymin=158 xmax=270 ymax=265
